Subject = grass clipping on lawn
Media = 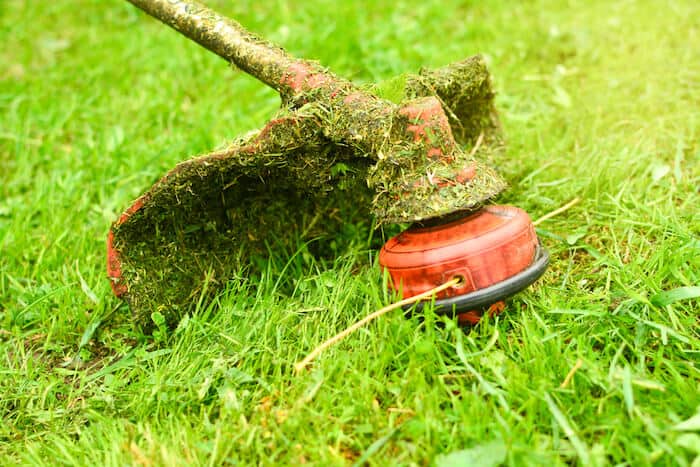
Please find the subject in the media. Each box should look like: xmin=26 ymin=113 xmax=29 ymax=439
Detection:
xmin=111 ymin=56 xmax=506 ymax=328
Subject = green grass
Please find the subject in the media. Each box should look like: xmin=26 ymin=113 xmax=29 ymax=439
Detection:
xmin=1 ymin=0 xmax=699 ymax=465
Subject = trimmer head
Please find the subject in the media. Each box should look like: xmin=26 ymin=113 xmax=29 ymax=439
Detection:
xmin=379 ymin=205 xmax=549 ymax=324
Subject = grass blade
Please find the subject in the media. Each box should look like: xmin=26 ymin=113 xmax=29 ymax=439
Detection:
xmin=544 ymin=393 xmax=590 ymax=465
xmin=651 ymin=286 xmax=700 ymax=307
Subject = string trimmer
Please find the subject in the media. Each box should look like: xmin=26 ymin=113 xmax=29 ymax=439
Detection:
xmin=108 ymin=0 xmax=549 ymax=328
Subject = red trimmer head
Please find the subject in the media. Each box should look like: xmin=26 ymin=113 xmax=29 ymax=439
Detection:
xmin=379 ymin=205 xmax=549 ymax=324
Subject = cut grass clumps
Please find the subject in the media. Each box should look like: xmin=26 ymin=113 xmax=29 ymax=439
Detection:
xmin=405 ymin=55 xmax=503 ymax=148
xmin=111 ymin=52 xmax=506 ymax=327
xmin=112 ymin=120 xmax=373 ymax=328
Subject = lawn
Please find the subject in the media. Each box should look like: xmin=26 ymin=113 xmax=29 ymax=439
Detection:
xmin=1 ymin=0 xmax=699 ymax=465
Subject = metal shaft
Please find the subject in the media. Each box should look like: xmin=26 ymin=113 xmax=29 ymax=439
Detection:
xmin=126 ymin=0 xmax=306 ymax=92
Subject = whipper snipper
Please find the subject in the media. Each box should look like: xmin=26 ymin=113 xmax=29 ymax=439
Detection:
xmin=109 ymin=0 xmax=548 ymax=327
